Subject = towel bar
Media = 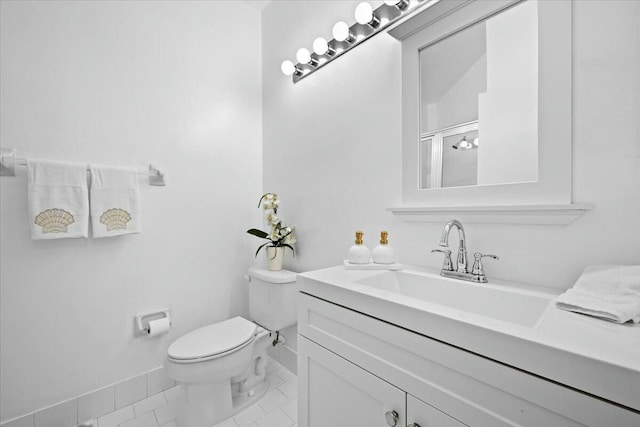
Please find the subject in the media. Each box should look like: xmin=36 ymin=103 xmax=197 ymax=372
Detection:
xmin=0 ymin=148 xmax=165 ymax=186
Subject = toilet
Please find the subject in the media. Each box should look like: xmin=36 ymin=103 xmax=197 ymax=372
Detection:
xmin=166 ymin=267 xmax=297 ymax=427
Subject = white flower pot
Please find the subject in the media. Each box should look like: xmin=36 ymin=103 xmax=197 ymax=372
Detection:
xmin=266 ymin=246 xmax=285 ymax=271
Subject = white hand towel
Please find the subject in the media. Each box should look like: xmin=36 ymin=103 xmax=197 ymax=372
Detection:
xmin=555 ymin=265 xmax=640 ymax=324
xmin=89 ymin=165 xmax=141 ymax=238
xmin=27 ymin=160 xmax=90 ymax=240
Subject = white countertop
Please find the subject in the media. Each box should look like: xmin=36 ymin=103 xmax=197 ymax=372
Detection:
xmin=298 ymin=265 xmax=640 ymax=412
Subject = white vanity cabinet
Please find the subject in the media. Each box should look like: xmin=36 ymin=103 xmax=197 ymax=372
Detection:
xmin=407 ymin=395 xmax=466 ymax=427
xmin=299 ymin=335 xmax=465 ymax=427
xmin=297 ymin=291 xmax=639 ymax=427
xmin=299 ymin=337 xmax=406 ymax=427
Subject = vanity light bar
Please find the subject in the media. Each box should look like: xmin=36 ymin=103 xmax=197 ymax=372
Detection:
xmin=282 ymin=0 xmax=439 ymax=83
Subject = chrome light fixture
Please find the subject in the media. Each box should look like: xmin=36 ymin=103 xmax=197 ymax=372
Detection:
xmin=280 ymin=0 xmax=437 ymax=83
xmin=280 ymin=60 xmax=301 ymax=76
xmin=385 ymin=0 xmax=410 ymax=10
xmin=332 ymin=21 xmax=355 ymax=43
xmin=355 ymin=2 xmax=380 ymax=28
xmin=313 ymin=37 xmax=335 ymax=56
xmin=296 ymin=48 xmax=318 ymax=66
xmin=452 ymin=136 xmax=478 ymax=150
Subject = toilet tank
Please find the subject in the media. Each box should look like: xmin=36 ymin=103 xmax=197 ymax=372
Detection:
xmin=247 ymin=267 xmax=297 ymax=331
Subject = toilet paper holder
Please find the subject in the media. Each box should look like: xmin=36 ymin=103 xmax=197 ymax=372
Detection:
xmin=135 ymin=309 xmax=171 ymax=336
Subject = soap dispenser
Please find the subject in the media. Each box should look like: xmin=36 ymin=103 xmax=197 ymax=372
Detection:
xmin=347 ymin=231 xmax=371 ymax=264
xmin=373 ymin=231 xmax=395 ymax=264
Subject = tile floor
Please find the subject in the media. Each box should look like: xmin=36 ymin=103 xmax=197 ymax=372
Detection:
xmin=97 ymin=358 xmax=297 ymax=427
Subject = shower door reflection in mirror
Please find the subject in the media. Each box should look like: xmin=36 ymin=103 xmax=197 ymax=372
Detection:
xmin=420 ymin=121 xmax=479 ymax=189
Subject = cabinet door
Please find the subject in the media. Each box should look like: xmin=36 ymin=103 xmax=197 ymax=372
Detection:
xmin=407 ymin=394 xmax=467 ymax=427
xmin=298 ymin=335 xmax=406 ymax=427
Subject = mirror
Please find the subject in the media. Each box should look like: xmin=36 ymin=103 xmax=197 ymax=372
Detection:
xmin=419 ymin=1 xmax=538 ymax=189
xmin=420 ymin=121 xmax=479 ymax=189
xmin=394 ymin=0 xmax=572 ymax=207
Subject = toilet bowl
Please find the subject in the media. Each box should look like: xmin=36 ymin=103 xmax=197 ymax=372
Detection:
xmin=166 ymin=268 xmax=297 ymax=427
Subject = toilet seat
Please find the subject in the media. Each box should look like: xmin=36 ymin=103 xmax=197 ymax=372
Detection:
xmin=168 ymin=316 xmax=257 ymax=364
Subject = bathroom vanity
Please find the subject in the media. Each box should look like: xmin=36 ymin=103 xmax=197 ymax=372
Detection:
xmin=297 ymin=266 xmax=639 ymax=427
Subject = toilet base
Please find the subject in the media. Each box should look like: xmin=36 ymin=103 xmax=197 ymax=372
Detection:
xmin=169 ymin=324 xmax=272 ymax=427
xmin=231 ymin=378 xmax=270 ymax=416
xmin=175 ymin=378 xmax=270 ymax=427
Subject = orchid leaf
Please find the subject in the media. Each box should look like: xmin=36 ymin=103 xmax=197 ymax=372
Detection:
xmin=254 ymin=241 xmax=271 ymax=257
xmin=247 ymin=228 xmax=269 ymax=239
xmin=281 ymin=243 xmax=295 ymax=257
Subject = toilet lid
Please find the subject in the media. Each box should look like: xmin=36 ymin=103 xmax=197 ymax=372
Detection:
xmin=168 ymin=316 xmax=257 ymax=361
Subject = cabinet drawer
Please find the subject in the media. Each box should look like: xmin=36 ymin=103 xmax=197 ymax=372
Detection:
xmin=408 ymin=394 xmax=466 ymax=427
xmin=299 ymin=292 xmax=639 ymax=426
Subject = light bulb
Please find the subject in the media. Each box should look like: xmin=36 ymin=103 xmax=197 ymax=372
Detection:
xmin=458 ymin=136 xmax=471 ymax=149
xmin=355 ymin=3 xmax=374 ymax=25
xmin=384 ymin=0 xmax=409 ymax=9
xmin=281 ymin=60 xmax=296 ymax=76
xmin=333 ymin=21 xmax=352 ymax=42
xmin=313 ymin=37 xmax=332 ymax=56
xmin=296 ymin=48 xmax=311 ymax=64
xmin=473 ymin=138 xmax=479 ymax=146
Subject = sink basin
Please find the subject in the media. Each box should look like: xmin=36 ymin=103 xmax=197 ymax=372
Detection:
xmin=355 ymin=270 xmax=554 ymax=327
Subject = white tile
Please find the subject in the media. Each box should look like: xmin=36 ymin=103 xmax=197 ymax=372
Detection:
xmin=258 ymin=389 xmax=288 ymax=413
xmin=233 ymin=403 xmax=266 ymax=427
xmin=163 ymin=385 xmax=181 ymax=403
xmin=147 ymin=368 xmax=176 ymax=396
xmin=244 ymin=424 xmax=258 ymax=427
xmin=97 ymin=405 xmax=135 ymax=427
xmin=115 ymin=375 xmax=147 ymax=409
xmin=0 ymin=414 xmax=34 ymax=427
xmin=276 ymin=368 xmax=296 ymax=383
xmin=280 ymin=398 xmax=297 ymax=422
xmin=277 ymin=380 xmax=297 ymax=400
xmin=159 ymin=422 xmax=176 ymax=427
xmin=153 ymin=401 xmax=176 ymax=425
xmin=265 ymin=372 xmax=285 ymax=390
xmin=213 ymin=418 xmax=238 ymax=427
xmin=119 ymin=412 xmax=158 ymax=427
xmin=34 ymin=399 xmax=76 ymax=427
xmin=78 ymin=386 xmax=115 ymax=422
xmin=255 ymin=409 xmax=294 ymax=427
xmin=133 ymin=392 xmax=167 ymax=416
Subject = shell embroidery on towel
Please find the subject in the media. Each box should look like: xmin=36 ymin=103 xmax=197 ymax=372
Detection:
xmin=34 ymin=208 xmax=75 ymax=233
xmin=100 ymin=208 xmax=132 ymax=231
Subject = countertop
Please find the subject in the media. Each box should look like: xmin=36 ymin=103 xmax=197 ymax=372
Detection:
xmin=298 ymin=265 xmax=640 ymax=412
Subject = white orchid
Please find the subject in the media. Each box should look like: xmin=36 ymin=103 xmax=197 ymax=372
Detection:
xmin=247 ymin=193 xmax=296 ymax=257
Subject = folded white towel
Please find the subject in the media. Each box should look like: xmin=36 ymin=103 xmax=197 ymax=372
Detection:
xmin=555 ymin=265 xmax=640 ymax=324
xmin=27 ymin=160 xmax=90 ymax=240
xmin=89 ymin=165 xmax=141 ymax=238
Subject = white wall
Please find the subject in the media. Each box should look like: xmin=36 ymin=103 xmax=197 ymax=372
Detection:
xmin=262 ymin=0 xmax=640 ymax=288
xmin=0 ymin=0 xmax=262 ymax=421
xmin=262 ymin=0 xmax=403 ymax=275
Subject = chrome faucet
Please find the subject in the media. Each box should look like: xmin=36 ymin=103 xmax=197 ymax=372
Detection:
xmin=431 ymin=219 xmax=499 ymax=283
xmin=439 ymin=219 xmax=468 ymax=273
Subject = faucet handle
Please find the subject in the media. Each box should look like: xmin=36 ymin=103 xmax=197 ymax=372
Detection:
xmin=472 ymin=253 xmax=499 ymax=279
xmin=431 ymin=249 xmax=453 ymax=271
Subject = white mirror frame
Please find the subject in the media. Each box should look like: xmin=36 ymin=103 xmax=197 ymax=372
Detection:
xmin=392 ymin=0 xmax=578 ymax=213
